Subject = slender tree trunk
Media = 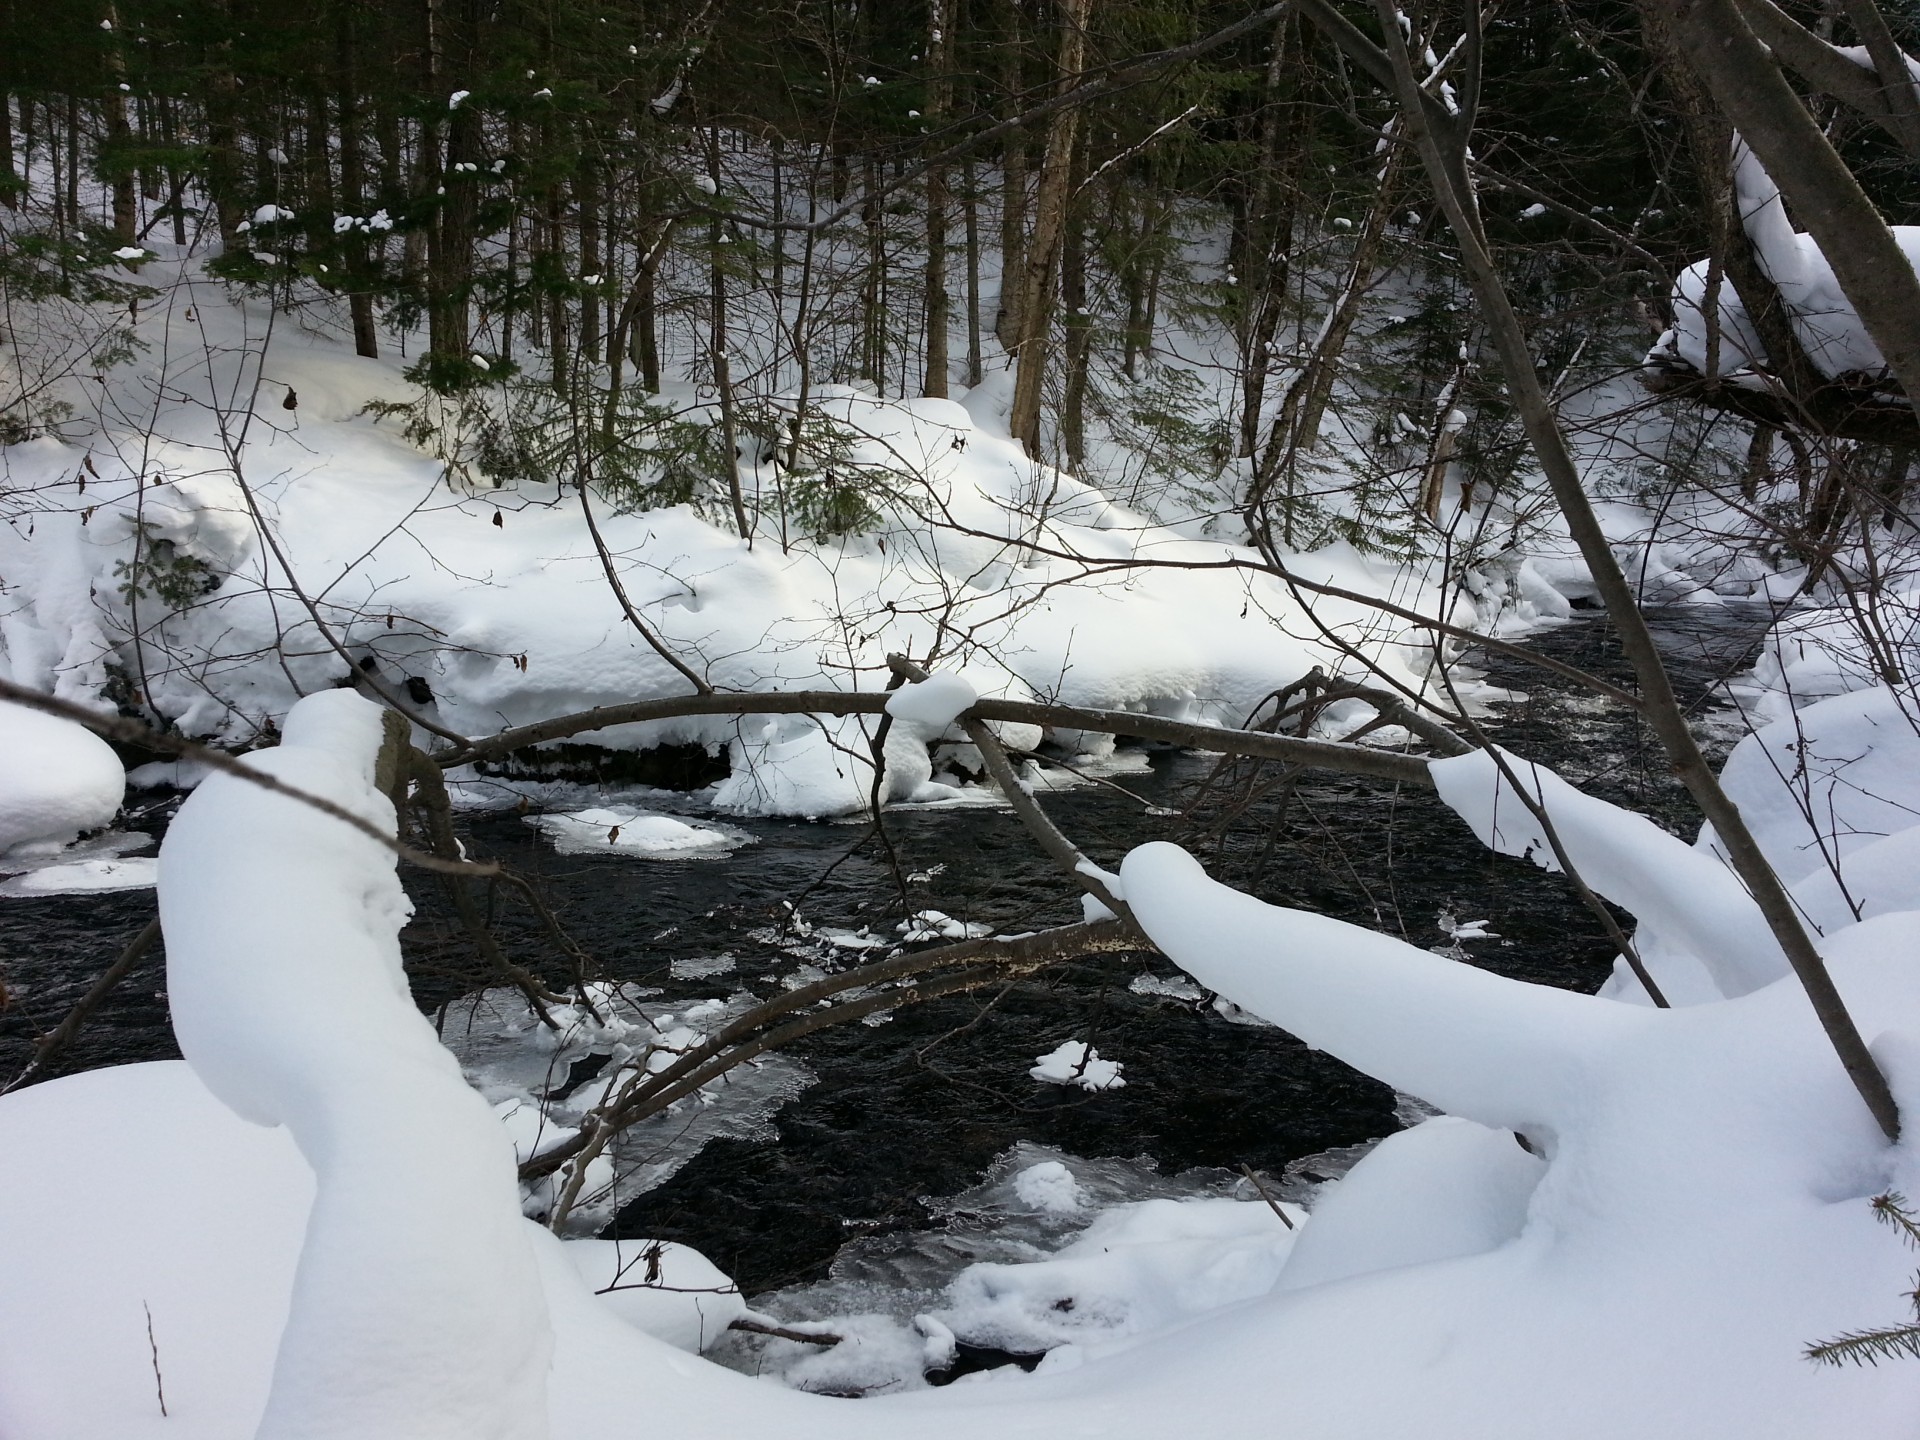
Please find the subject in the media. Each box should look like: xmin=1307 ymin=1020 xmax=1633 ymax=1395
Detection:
xmin=578 ymin=162 xmax=601 ymax=363
xmin=963 ymin=159 xmax=984 ymax=387
xmin=303 ymin=88 xmax=334 ymax=265
xmin=203 ymin=0 xmax=246 ymax=244
xmin=707 ymin=129 xmax=750 ymax=542
xmin=1060 ymin=133 xmax=1091 ymax=469
xmin=157 ymin=97 xmax=185 ymax=244
xmin=921 ymin=0 xmax=956 ymax=397
xmin=994 ymin=0 xmax=1028 ymax=352
xmin=136 ymin=96 xmax=159 ymax=203
xmin=862 ymin=153 xmax=886 ymax=390
xmin=1238 ymin=17 xmax=1304 ymax=457
xmin=0 ymin=91 xmax=16 ymax=209
xmin=1008 ymin=0 xmax=1092 ymax=457
xmin=99 ymin=5 xmax=137 ymax=245
xmin=335 ymin=13 xmax=378 ymax=358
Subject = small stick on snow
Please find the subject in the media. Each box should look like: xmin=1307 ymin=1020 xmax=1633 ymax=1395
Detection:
xmin=1239 ymin=1164 xmax=1296 ymax=1230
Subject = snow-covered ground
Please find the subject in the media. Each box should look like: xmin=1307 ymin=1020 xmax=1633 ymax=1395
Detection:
xmin=6 ymin=663 xmax=1920 ymax=1437
xmin=0 ymin=246 xmax=1514 ymax=826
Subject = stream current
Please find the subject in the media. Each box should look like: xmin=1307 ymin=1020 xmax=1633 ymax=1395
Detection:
xmin=0 ymin=606 xmax=1772 ymax=1304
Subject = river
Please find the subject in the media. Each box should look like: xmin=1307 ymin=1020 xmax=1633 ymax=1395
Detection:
xmin=0 ymin=604 xmax=1772 ymax=1307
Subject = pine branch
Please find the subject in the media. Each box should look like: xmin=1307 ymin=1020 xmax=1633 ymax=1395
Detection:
xmin=1804 ymin=1322 xmax=1920 ymax=1368
xmin=1872 ymin=1192 xmax=1920 ymax=1249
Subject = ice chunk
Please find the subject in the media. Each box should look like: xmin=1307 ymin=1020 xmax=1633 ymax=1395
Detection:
xmin=1029 ymin=1040 xmax=1125 ymax=1091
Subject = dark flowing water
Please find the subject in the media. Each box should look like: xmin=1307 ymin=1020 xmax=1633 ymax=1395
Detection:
xmin=0 ymin=606 xmax=1771 ymax=1293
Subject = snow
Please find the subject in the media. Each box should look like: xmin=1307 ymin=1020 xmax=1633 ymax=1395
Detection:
xmin=0 ymin=854 xmax=155 ymax=894
xmin=526 ymin=805 xmax=747 ymax=858
xmin=11 ymin=714 xmax=1920 ymax=1436
xmin=562 ymin=1238 xmax=747 ymax=1352
xmin=1029 ymin=1040 xmax=1126 ymax=1091
xmin=157 ymin=689 xmax=553 ymax=1438
xmin=1012 ymin=1159 xmax=1089 ymax=1215
xmin=0 ymin=699 xmax=125 ymax=855
xmin=0 ymin=252 xmax=1494 ymax=821
xmin=1115 ymin=837 xmax=1920 ymax=1436
xmin=1429 ymin=745 xmax=1787 ymax=999
xmin=1706 ymin=685 xmax=1920 ymax=911
xmin=884 ymin=671 xmax=978 ymax=730
xmin=1651 ymin=139 xmax=1920 ymax=382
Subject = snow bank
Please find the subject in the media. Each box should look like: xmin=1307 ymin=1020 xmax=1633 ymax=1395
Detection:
xmin=0 ymin=699 xmax=124 ymax=854
xmin=0 ymin=264 xmax=1459 ymax=819
xmin=562 ymin=1238 xmax=747 ymax=1351
xmin=1709 ymin=686 xmax=1920 ymax=931
xmin=1115 ymin=838 xmax=1920 ymax=1437
xmin=9 ymin=699 xmax=1920 ymax=1436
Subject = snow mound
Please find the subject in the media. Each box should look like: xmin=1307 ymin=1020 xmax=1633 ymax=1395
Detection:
xmin=1117 ymin=837 xmax=1920 ymax=1437
xmin=884 ymin=671 xmax=977 ymax=731
xmin=0 ymin=699 xmax=124 ymax=855
xmin=562 ymin=1238 xmax=746 ymax=1352
xmin=1650 ymin=140 xmax=1920 ymax=384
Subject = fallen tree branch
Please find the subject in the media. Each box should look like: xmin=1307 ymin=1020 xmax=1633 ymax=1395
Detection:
xmin=437 ymin=689 xmax=1436 ymax=786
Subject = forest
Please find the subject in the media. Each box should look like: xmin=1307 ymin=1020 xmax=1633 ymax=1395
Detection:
xmin=2 ymin=0 xmax=1920 ymax=1436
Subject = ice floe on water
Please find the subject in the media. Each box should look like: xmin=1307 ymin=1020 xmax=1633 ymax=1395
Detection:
xmin=1028 ymin=1040 xmax=1126 ymax=1092
xmin=0 ymin=829 xmax=155 ymax=896
xmin=525 ymin=805 xmax=752 ymax=859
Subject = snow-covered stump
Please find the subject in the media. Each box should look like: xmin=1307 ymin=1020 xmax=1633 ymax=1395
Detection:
xmin=158 ymin=690 xmax=551 ymax=1440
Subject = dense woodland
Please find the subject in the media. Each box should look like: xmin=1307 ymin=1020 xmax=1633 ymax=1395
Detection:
xmin=1 ymin=0 xmax=1914 ymax=570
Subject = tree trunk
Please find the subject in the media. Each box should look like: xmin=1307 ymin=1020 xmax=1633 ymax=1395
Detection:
xmin=862 ymin=153 xmax=886 ymax=390
xmin=1059 ymin=133 xmax=1091 ymax=470
xmin=578 ymin=162 xmax=601 ymax=364
xmin=334 ymin=12 xmax=378 ymax=358
xmin=994 ymin=0 xmax=1028 ymax=353
xmin=203 ymin=1 xmax=246 ymax=245
xmin=963 ymin=158 xmax=984 ymax=387
xmin=1008 ymin=0 xmax=1092 ymax=458
xmin=921 ymin=0 xmax=956 ymax=398
xmin=0 ymin=91 xmax=16 ymax=209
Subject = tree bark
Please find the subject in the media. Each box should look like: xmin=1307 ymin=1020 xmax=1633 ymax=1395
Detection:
xmin=921 ymin=0 xmax=956 ymax=397
xmin=1008 ymin=0 xmax=1092 ymax=457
